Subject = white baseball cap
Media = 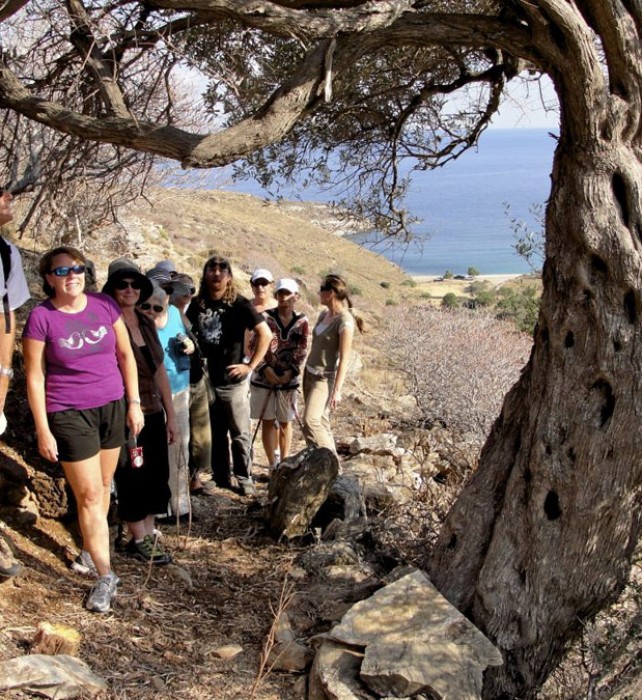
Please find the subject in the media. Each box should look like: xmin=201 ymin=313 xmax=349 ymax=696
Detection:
xmin=275 ymin=278 xmax=299 ymax=294
xmin=250 ymin=268 xmax=274 ymax=284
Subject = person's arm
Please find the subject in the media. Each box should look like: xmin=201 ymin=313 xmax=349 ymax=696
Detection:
xmin=23 ymin=337 xmax=58 ymax=462
xmin=113 ymin=317 xmax=145 ymax=437
xmin=155 ymin=363 xmax=178 ymax=444
xmin=227 ymin=320 xmax=272 ymax=380
xmin=0 ymin=310 xmax=16 ymax=414
xmin=329 ymin=321 xmax=355 ymax=411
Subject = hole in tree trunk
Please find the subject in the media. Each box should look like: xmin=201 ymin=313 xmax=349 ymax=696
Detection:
xmin=612 ymin=172 xmax=630 ymax=228
xmin=564 ymin=331 xmax=575 ymax=348
xmin=544 ymin=491 xmax=561 ymax=520
xmin=567 ymin=446 xmax=576 ymax=463
xmin=613 ymin=339 xmax=622 ymax=352
xmin=624 ymin=290 xmax=637 ymax=324
xmin=447 ymin=533 xmax=457 ymax=549
xmin=590 ymin=379 xmax=615 ymax=427
xmin=589 ymin=254 xmax=608 ymax=282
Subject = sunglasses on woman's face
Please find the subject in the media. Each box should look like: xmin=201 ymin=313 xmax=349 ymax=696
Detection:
xmin=319 ymin=284 xmax=332 ymax=292
xmin=252 ymin=279 xmax=270 ymax=287
xmin=51 ymin=264 xmax=86 ymax=277
xmin=139 ymin=302 xmax=165 ymax=313
xmin=114 ymin=279 xmax=142 ymax=290
xmin=207 ymin=262 xmax=230 ymax=272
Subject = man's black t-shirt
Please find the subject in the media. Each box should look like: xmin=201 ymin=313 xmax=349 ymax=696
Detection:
xmin=186 ymin=295 xmax=263 ymax=386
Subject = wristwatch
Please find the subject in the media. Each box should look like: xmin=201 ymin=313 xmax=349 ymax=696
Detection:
xmin=0 ymin=365 xmax=14 ymax=379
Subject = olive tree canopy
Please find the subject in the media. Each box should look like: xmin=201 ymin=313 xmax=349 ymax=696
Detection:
xmin=3 ymin=2 xmax=642 ymax=698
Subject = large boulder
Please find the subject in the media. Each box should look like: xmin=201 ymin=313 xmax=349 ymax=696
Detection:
xmin=311 ymin=475 xmax=366 ymax=531
xmin=310 ymin=569 xmax=502 ymax=699
xmin=266 ymin=447 xmax=339 ymax=538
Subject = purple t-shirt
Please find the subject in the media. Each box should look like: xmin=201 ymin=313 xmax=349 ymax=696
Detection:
xmin=23 ymin=292 xmax=125 ymax=413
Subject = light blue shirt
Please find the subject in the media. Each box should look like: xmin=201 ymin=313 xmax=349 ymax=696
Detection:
xmin=156 ymin=305 xmax=190 ymax=395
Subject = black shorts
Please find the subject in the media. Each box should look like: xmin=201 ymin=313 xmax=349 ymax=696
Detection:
xmin=48 ymin=398 xmax=127 ymax=463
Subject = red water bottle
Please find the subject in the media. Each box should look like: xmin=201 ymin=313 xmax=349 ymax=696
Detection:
xmin=127 ymin=435 xmax=144 ymax=468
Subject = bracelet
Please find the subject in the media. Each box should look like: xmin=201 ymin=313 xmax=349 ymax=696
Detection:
xmin=0 ymin=365 xmax=14 ymax=379
xmin=128 ymin=398 xmax=141 ymax=405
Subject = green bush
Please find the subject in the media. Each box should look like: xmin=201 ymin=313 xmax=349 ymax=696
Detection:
xmin=441 ymin=292 xmax=459 ymax=308
xmin=443 ymin=270 xmax=454 ymax=279
xmin=291 ymin=265 xmax=305 ymax=275
xmin=420 ymin=291 xmax=432 ymax=299
xmin=496 ymin=284 xmax=540 ymax=333
xmin=380 ymin=280 xmax=391 ymax=289
xmin=467 ymin=266 xmax=480 ymax=277
xmin=385 ymin=298 xmax=398 ymax=306
xmin=349 ymin=284 xmax=362 ymax=296
xmin=401 ymin=278 xmax=417 ymax=287
xmin=475 ymin=290 xmax=496 ymax=307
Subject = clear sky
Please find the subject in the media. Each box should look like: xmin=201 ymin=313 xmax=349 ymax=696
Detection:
xmin=490 ymin=74 xmax=560 ymax=129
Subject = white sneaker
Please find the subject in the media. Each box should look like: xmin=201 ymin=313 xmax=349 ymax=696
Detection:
xmin=86 ymin=573 xmax=120 ymax=613
xmin=70 ymin=550 xmax=98 ymax=578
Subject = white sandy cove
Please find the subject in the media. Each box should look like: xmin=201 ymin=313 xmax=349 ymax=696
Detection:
xmin=412 ymin=273 xmax=523 ymax=286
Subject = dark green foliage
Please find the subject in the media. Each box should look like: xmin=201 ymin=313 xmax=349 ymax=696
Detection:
xmin=442 ymin=292 xmax=459 ymax=308
xmin=496 ymin=284 xmax=540 ymax=333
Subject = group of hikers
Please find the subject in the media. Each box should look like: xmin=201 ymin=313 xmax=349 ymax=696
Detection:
xmin=0 ymin=186 xmax=365 ymax=613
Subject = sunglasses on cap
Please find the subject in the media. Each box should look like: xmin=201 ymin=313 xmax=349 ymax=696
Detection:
xmin=50 ymin=264 xmax=86 ymax=277
xmin=114 ymin=278 xmax=143 ymax=290
xmin=139 ymin=302 xmax=165 ymax=313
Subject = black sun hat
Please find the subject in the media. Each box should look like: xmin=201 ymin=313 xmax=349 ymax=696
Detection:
xmin=102 ymin=258 xmax=153 ymax=303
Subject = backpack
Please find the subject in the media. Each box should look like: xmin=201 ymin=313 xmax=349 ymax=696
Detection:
xmin=0 ymin=237 xmax=11 ymax=333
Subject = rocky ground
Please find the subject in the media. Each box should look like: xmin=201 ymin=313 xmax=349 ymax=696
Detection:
xmin=0 ymin=389 xmax=457 ymax=699
xmin=0 ymin=190 xmax=460 ymax=699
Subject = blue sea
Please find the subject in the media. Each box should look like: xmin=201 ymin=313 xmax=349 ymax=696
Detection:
xmin=217 ymin=128 xmax=558 ymax=276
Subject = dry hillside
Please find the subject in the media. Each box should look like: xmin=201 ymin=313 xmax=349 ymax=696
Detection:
xmin=0 ymin=188 xmax=424 ymax=700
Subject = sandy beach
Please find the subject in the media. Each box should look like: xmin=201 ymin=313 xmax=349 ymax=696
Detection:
xmin=410 ymin=272 xmax=539 ymax=299
xmin=413 ymin=273 xmax=522 ymax=286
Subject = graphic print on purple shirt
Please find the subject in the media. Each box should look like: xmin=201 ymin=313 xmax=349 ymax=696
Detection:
xmin=22 ymin=292 xmax=125 ymax=413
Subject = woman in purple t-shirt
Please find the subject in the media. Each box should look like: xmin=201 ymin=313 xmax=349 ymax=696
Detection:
xmin=22 ymin=246 xmax=144 ymax=614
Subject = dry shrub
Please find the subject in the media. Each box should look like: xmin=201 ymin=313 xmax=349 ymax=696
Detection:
xmin=543 ymin=561 xmax=642 ymax=699
xmin=384 ymin=305 xmax=532 ymax=445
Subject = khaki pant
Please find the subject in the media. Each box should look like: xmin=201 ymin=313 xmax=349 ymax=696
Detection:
xmin=302 ymin=368 xmax=336 ymax=452
xmin=168 ymin=387 xmax=191 ymax=516
xmin=188 ymin=375 xmax=212 ymax=478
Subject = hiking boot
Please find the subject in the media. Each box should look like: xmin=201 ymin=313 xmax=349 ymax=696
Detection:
xmin=124 ymin=535 xmax=171 ymax=565
xmin=0 ymin=535 xmax=21 ymax=578
xmin=70 ymin=550 xmax=98 ymax=578
xmin=86 ymin=573 xmax=119 ymax=613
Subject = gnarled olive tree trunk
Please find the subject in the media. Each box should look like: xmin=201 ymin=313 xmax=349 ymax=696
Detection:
xmin=429 ymin=8 xmax=642 ymax=694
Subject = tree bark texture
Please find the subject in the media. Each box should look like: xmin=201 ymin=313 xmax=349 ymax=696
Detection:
xmin=429 ymin=2 xmax=642 ymax=697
